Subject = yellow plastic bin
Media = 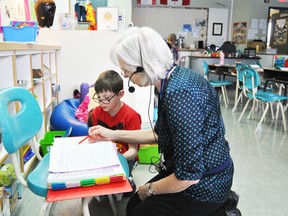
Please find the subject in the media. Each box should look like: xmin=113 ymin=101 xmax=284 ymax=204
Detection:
xmin=138 ymin=144 xmax=160 ymax=164
xmin=39 ymin=131 xmax=66 ymax=156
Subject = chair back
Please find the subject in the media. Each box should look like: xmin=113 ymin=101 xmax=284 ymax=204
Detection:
xmin=202 ymin=60 xmax=209 ymax=79
xmin=235 ymin=63 xmax=249 ymax=85
xmin=178 ymin=56 xmax=186 ymax=67
xmin=241 ymin=66 xmax=261 ymax=97
xmin=0 ymin=87 xmax=42 ymax=154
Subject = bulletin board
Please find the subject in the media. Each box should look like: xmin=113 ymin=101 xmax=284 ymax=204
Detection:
xmin=270 ymin=13 xmax=288 ymax=54
xmin=132 ymin=6 xmax=208 ymax=46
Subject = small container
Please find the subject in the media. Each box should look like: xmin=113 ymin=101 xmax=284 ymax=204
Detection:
xmin=138 ymin=144 xmax=160 ymax=164
xmin=39 ymin=131 xmax=67 ymax=156
xmin=1 ymin=26 xmax=38 ymax=42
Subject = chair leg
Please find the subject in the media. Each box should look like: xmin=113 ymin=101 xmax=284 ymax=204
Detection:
xmin=279 ymin=103 xmax=287 ymax=133
xmin=247 ymin=99 xmax=256 ymax=120
xmin=270 ymin=103 xmax=275 ymax=120
xmin=82 ymin=197 xmax=93 ymax=216
xmin=39 ymin=201 xmax=57 ymax=216
xmin=238 ymin=99 xmax=252 ymax=122
xmin=232 ymin=91 xmax=243 ymax=112
xmin=221 ymin=86 xmax=228 ymax=108
xmin=255 ymin=103 xmax=270 ymax=133
xmin=108 ymin=194 xmax=117 ymax=216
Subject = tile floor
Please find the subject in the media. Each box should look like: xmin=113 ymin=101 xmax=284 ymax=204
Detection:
xmin=11 ymin=87 xmax=288 ymax=216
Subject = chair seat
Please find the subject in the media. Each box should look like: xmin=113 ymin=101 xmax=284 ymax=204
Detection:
xmin=210 ymin=80 xmax=233 ymax=87
xmin=27 ymin=153 xmax=50 ymax=197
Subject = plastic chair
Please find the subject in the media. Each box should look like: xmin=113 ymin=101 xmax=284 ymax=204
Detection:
xmin=82 ymin=153 xmax=130 ymax=216
xmin=202 ymin=60 xmax=233 ymax=108
xmin=237 ymin=67 xmax=288 ymax=133
xmin=232 ymin=63 xmax=249 ymax=112
xmin=0 ymin=87 xmax=56 ymax=215
xmin=178 ymin=56 xmax=186 ymax=67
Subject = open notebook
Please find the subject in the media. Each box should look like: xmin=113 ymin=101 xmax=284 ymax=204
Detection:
xmin=47 ymin=137 xmax=126 ymax=190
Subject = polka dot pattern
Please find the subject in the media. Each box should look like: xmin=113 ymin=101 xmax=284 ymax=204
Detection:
xmin=155 ymin=66 xmax=233 ymax=204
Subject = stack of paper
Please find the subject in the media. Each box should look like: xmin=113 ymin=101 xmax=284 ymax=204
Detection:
xmin=47 ymin=137 xmax=126 ymax=190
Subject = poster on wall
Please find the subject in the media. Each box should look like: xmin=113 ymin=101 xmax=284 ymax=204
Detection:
xmin=97 ymin=7 xmax=119 ymax=31
xmin=272 ymin=18 xmax=288 ymax=45
xmin=232 ymin=22 xmax=247 ymax=44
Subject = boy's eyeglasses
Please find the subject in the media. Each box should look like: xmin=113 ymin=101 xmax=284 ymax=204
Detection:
xmin=92 ymin=92 xmax=118 ymax=104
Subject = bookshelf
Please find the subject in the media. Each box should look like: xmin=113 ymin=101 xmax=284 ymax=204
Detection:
xmin=0 ymin=42 xmax=60 ymax=174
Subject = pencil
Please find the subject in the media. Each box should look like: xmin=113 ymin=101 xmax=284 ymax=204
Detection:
xmin=78 ymin=136 xmax=89 ymax=144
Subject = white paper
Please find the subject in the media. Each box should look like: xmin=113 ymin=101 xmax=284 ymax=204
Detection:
xmin=49 ymin=139 xmax=120 ymax=173
xmin=259 ymin=19 xmax=267 ymax=30
xmin=250 ymin=19 xmax=259 ymax=29
xmin=48 ymin=164 xmax=125 ymax=183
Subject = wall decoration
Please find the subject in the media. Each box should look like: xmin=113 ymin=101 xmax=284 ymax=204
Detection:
xmin=183 ymin=24 xmax=192 ymax=32
xmin=97 ymin=7 xmax=119 ymax=31
xmin=35 ymin=0 xmax=56 ymax=28
xmin=212 ymin=23 xmax=222 ymax=36
xmin=272 ymin=18 xmax=288 ymax=45
xmin=196 ymin=18 xmax=206 ymax=27
xmin=233 ymin=22 xmax=247 ymax=44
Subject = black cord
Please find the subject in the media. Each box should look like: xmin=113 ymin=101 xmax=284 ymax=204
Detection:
xmin=147 ymin=76 xmax=158 ymax=144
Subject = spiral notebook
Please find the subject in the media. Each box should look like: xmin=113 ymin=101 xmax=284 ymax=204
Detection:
xmin=47 ymin=137 xmax=126 ymax=190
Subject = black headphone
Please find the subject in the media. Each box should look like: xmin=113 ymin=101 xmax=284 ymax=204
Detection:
xmin=128 ymin=66 xmax=144 ymax=93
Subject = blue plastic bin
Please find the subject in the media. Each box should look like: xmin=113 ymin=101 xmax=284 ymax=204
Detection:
xmin=1 ymin=26 xmax=38 ymax=42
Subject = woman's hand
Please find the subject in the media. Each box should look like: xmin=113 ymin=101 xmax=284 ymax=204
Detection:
xmin=137 ymin=183 xmax=151 ymax=201
xmin=88 ymin=125 xmax=115 ymax=142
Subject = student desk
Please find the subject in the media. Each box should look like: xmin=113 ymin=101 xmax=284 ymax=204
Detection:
xmin=46 ymin=151 xmax=132 ymax=216
xmin=262 ymin=68 xmax=288 ymax=104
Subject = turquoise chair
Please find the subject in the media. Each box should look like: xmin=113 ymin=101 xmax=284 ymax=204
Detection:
xmin=237 ymin=67 xmax=288 ymax=133
xmin=0 ymin=87 xmax=55 ymax=215
xmin=232 ymin=63 xmax=250 ymax=112
xmin=202 ymin=60 xmax=233 ymax=108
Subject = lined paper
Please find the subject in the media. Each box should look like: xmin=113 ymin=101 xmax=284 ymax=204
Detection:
xmin=49 ymin=139 xmax=120 ymax=173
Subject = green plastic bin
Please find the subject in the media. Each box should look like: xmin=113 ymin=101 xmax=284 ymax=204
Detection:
xmin=138 ymin=144 xmax=160 ymax=164
xmin=39 ymin=131 xmax=66 ymax=156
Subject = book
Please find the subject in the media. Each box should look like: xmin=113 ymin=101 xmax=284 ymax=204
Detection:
xmin=47 ymin=137 xmax=126 ymax=190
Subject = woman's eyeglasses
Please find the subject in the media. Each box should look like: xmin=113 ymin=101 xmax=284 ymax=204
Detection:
xmin=92 ymin=92 xmax=118 ymax=104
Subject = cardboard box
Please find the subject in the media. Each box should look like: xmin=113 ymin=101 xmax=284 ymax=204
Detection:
xmin=247 ymin=41 xmax=266 ymax=52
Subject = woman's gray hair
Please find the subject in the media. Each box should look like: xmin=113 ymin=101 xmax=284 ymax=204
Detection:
xmin=110 ymin=26 xmax=174 ymax=83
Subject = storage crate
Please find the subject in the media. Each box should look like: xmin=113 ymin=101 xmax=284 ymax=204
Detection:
xmin=1 ymin=26 xmax=38 ymax=42
xmin=138 ymin=144 xmax=160 ymax=164
xmin=39 ymin=131 xmax=67 ymax=156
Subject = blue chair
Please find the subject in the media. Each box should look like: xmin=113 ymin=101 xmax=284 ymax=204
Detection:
xmin=237 ymin=67 xmax=288 ymax=133
xmin=202 ymin=60 xmax=233 ymax=108
xmin=232 ymin=63 xmax=250 ymax=112
xmin=0 ymin=87 xmax=55 ymax=215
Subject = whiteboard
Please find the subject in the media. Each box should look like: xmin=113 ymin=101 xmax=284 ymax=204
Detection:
xmin=132 ymin=6 xmax=208 ymax=47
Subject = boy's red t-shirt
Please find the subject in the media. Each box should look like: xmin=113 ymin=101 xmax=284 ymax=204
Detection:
xmin=91 ymin=103 xmax=142 ymax=154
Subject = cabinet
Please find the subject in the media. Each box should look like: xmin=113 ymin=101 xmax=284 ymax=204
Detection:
xmin=0 ymin=42 xmax=60 ymax=174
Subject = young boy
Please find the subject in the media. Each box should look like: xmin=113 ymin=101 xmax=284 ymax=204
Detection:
xmin=88 ymin=70 xmax=141 ymax=195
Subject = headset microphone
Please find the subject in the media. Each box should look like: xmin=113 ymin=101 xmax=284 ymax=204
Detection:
xmin=127 ymin=66 xmax=144 ymax=93
xmin=128 ymin=74 xmax=135 ymax=93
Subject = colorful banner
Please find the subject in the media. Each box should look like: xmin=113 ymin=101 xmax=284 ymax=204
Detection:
xmin=137 ymin=0 xmax=156 ymax=5
xmin=160 ymin=0 xmax=190 ymax=6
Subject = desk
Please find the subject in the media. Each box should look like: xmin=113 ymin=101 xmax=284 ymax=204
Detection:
xmin=188 ymin=56 xmax=261 ymax=75
xmin=263 ymin=67 xmax=288 ymax=99
xmin=263 ymin=68 xmax=288 ymax=82
xmin=208 ymin=64 xmax=237 ymax=81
